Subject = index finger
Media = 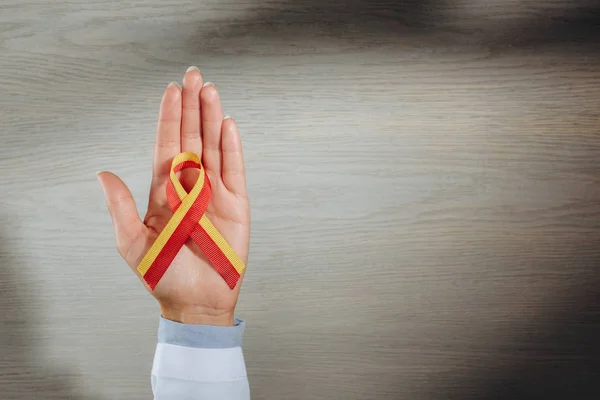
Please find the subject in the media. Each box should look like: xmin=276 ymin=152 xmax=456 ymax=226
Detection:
xmin=150 ymin=82 xmax=182 ymax=206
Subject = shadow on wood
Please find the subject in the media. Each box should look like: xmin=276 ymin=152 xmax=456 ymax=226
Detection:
xmin=0 ymin=221 xmax=101 ymax=400
xmin=468 ymin=281 xmax=600 ymax=399
xmin=187 ymin=0 xmax=600 ymax=53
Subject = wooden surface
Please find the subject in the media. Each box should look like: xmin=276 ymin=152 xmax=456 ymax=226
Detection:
xmin=1 ymin=0 xmax=600 ymax=398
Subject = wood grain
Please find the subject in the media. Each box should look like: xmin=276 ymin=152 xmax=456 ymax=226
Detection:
xmin=1 ymin=0 xmax=599 ymax=398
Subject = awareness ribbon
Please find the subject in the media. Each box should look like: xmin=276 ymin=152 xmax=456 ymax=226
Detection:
xmin=136 ymin=152 xmax=246 ymax=290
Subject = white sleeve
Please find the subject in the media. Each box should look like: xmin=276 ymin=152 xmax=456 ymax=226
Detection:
xmin=151 ymin=317 xmax=250 ymax=400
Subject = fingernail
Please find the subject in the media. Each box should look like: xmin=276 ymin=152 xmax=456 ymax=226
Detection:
xmin=96 ymin=172 xmax=105 ymax=188
xmin=186 ymin=66 xmax=200 ymax=73
xmin=167 ymin=82 xmax=181 ymax=89
xmin=202 ymin=81 xmax=214 ymax=88
xmin=223 ymin=115 xmax=232 ymax=120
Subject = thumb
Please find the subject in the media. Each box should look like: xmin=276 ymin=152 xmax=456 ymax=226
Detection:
xmin=97 ymin=171 xmax=145 ymax=260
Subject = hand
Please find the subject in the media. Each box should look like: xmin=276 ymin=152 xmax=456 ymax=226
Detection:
xmin=97 ymin=67 xmax=250 ymax=326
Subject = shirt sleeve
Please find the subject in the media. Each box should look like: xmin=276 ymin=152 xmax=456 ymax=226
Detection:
xmin=151 ymin=316 xmax=250 ymax=400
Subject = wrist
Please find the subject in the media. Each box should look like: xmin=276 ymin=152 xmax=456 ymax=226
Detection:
xmin=160 ymin=304 xmax=235 ymax=326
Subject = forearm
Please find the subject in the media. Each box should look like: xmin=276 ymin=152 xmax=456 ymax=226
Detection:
xmin=151 ymin=317 xmax=250 ymax=400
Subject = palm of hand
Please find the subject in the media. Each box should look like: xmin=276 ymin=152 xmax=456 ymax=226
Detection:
xmin=98 ymin=68 xmax=249 ymax=325
xmin=144 ymin=171 xmax=249 ymax=320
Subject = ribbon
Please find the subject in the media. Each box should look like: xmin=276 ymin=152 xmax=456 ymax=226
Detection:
xmin=136 ymin=152 xmax=246 ymax=290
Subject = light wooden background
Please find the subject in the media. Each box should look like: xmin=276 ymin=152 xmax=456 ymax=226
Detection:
xmin=1 ymin=0 xmax=599 ymax=399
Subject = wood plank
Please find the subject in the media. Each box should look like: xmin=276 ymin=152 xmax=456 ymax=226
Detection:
xmin=1 ymin=0 xmax=599 ymax=398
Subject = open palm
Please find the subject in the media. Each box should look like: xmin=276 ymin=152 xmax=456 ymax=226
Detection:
xmin=98 ymin=67 xmax=249 ymax=326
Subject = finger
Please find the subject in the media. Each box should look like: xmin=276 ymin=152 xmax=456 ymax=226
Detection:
xmin=150 ymin=82 xmax=182 ymax=206
xmin=221 ymin=116 xmax=247 ymax=197
xmin=97 ymin=171 xmax=146 ymax=260
xmin=181 ymin=66 xmax=203 ymax=156
xmin=200 ymin=82 xmax=223 ymax=174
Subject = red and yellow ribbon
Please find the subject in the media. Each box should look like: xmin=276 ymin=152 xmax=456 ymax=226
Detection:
xmin=137 ymin=152 xmax=245 ymax=290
